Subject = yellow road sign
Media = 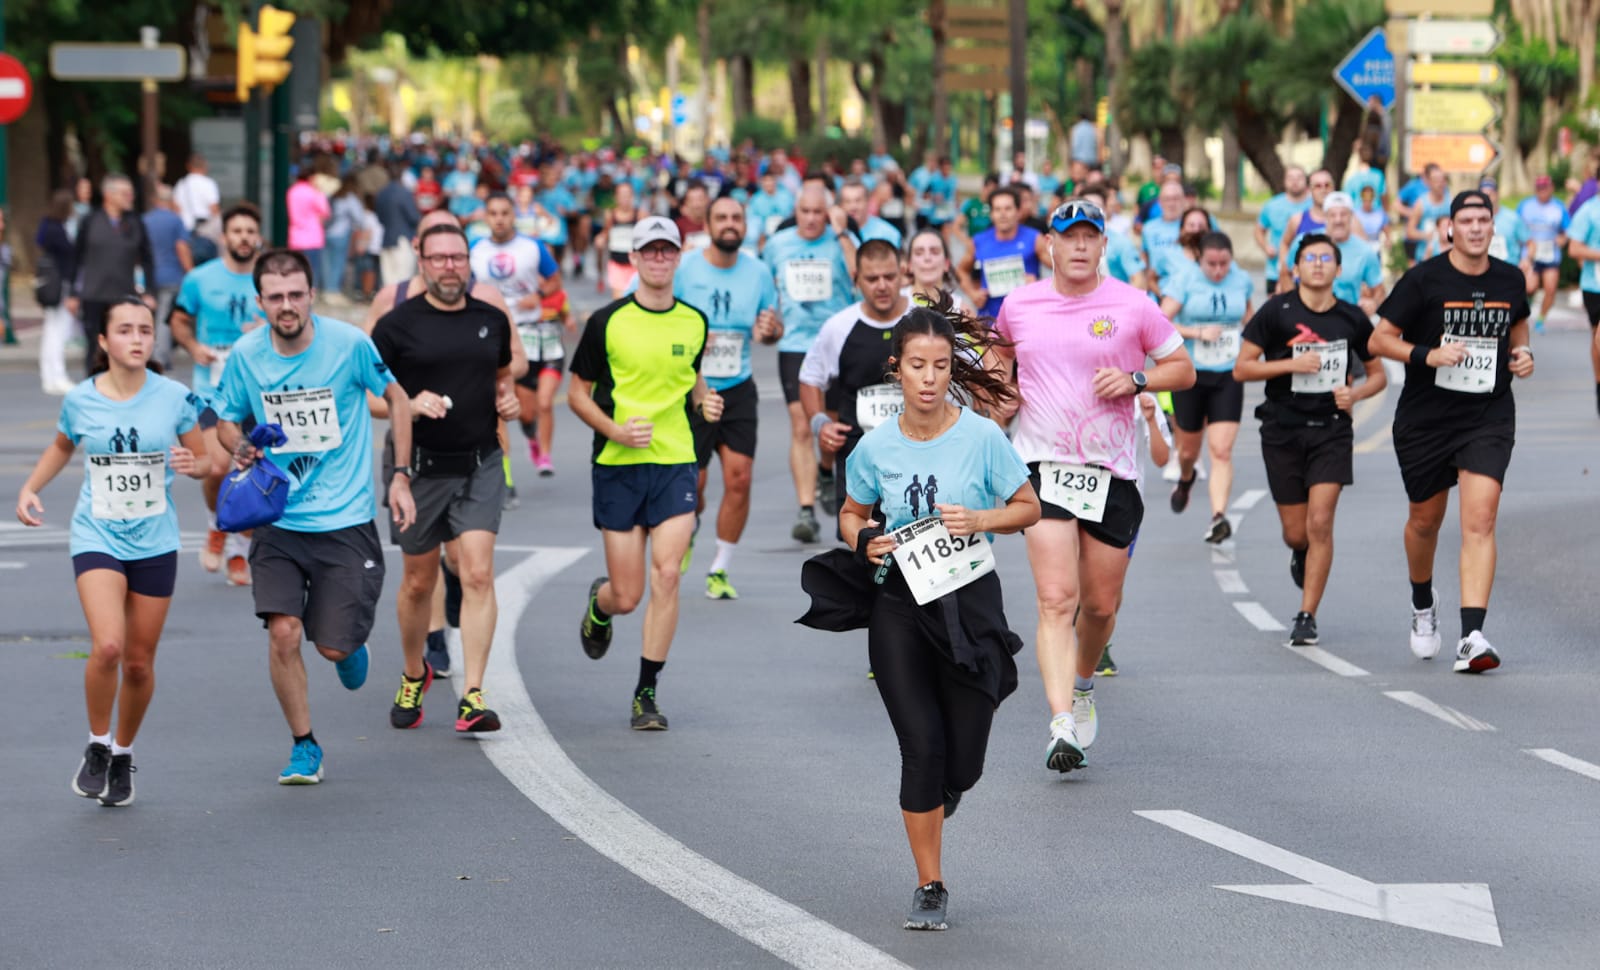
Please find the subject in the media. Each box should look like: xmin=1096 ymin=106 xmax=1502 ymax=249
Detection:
xmin=1406 ymin=89 xmax=1496 ymax=133
xmin=1408 ymin=61 xmax=1502 ymax=85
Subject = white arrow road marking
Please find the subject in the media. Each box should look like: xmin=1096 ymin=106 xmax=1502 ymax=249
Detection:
xmin=1383 ymin=690 xmax=1496 ymax=731
xmin=1524 ymin=748 xmax=1600 ymax=782
xmin=1233 ymin=601 xmax=1286 ymax=632
xmin=448 ymin=549 xmax=910 ymax=970
xmin=1136 ymin=810 xmax=1502 ymax=947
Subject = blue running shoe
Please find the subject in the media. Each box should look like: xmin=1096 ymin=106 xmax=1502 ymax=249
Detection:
xmin=278 ymin=739 xmax=323 ymax=785
xmin=335 ymin=644 xmax=369 ymax=690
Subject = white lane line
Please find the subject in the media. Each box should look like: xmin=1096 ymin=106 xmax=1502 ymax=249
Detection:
xmin=1284 ymin=645 xmax=1369 ymax=678
xmin=1214 ymin=569 xmax=1249 ymax=594
xmin=458 ymin=550 xmax=909 ymax=970
xmin=1210 ymin=547 xmax=1234 ymax=565
xmin=1524 ymin=748 xmax=1600 ymax=782
xmin=1234 ymin=601 xmax=1286 ymax=632
xmin=0 ymin=562 xmax=24 ymax=569
xmin=1383 ymin=691 xmax=1495 ymax=732
xmin=1230 ymin=489 xmax=1268 ymax=513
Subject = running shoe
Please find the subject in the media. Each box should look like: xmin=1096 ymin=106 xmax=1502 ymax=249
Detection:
xmin=1095 ymin=645 xmax=1119 ymax=677
xmin=705 ymin=569 xmax=738 ymax=600
xmin=528 ymin=438 xmax=542 ymax=468
xmin=1170 ymin=474 xmax=1195 ymax=514
xmin=581 ymin=577 xmax=613 ymax=659
xmin=791 ymin=508 xmax=820 ymax=544
xmin=334 ymin=643 xmax=369 ymax=690
xmin=425 ymin=629 xmax=452 ymax=678
xmin=1290 ymin=547 xmax=1306 ymax=590
xmin=535 ymin=452 xmax=554 ymax=478
xmin=905 ymin=882 xmax=950 ymax=931
xmin=278 ymin=739 xmax=323 ymax=785
xmin=456 ymin=688 xmax=502 ymax=732
xmin=1532 ymin=316 xmax=1546 ymax=335
xmin=1045 ymin=715 xmax=1085 ymax=773
xmin=73 ymin=741 xmax=111 ymax=799
xmin=817 ymin=471 xmax=838 ymax=517
xmin=99 ymin=753 xmax=136 ymax=807
xmin=1453 ymin=631 xmax=1501 ymax=674
xmin=389 ymin=663 xmax=435 ymax=729
xmin=631 ymin=687 xmax=668 ymax=730
xmin=200 ymin=529 xmax=225 ymax=572
xmin=1289 ymin=612 xmax=1318 ymax=646
xmin=942 ymin=788 xmax=962 ymax=819
xmin=1204 ymin=513 xmax=1232 ymax=544
xmin=1072 ymin=688 xmax=1098 ymax=748
xmin=1409 ymin=591 xmax=1441 ymax=659
xmin=226 ymin=555 xmax=251 ymax=586
xmin=503 ymin=484 xmax=520 ymax=511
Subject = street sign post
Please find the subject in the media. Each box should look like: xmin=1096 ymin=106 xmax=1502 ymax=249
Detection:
xmin=1407 ymin=20 xmax=1500 ymax=56
xmin=1408 ymin=61 xmax=1502 ymax=85
xmin=1407 ymin=133 xmax=1498 ymax=174
xmin=1406 ymin=90 xmax=1497 ymax=133
xmin=49 ymin=43 xmax=187 ymax=81
xmin=1333 ymin=27 xmax=1396 ymax=109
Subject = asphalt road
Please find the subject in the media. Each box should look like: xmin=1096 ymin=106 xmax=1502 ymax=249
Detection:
xmin=2 ymin=274 xmax=1597 ymax=969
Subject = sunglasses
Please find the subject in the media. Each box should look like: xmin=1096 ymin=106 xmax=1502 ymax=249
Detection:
xmin=1049 ymin=200 xmax=1106 ymax=232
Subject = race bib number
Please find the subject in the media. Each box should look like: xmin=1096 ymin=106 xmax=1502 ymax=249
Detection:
xmin=881 ymin=198 xmax=905 ymax=220
xmin=1193 ymin=326 xmax=1242 ymax=368
xmin=685 ymin=231 xmax=712 ymax=252
xmin=90 ymin=452 xmax=166 ymax=521
xmin=1291 ymin=339 xmax=1348 ymax=394
xmin=1038 ymin=461 xmax=1111 ymax=523
xmin=521 ymin=325 xmax=564 ymax=361
xmin=856 ymin=383 xmax=903 ymax=432
xmin=765 ymin=215 xmax=785 ymax=237
xmin=933 ymin=204 xmax=955 ymax=223
xmin=785 ymin=259 xmax=832 ymax=302
xmin=1534 ymin=239 xmax=1558 ymax=263
xmin=535 ymin=214 xmax=560 ymax=239
xmin=260 ymin=387 xmax=342 ymax=452
xmin=985 ymin=255 xmax=1027 ymax=297
xmin=1436 ymin=335 xmax=1497 ymax=394
xmin=703 ymin=330 xmax=744 ymax=379
xmin=891 ymin=516 xmax=995 ymax=606
xmin=608 ymin=224 xmax=633 ymax=253
xmin=206 ymin=344 xmax=232 ymax=387
xmin=1487 ymin=237 xmax=1509 ymax=261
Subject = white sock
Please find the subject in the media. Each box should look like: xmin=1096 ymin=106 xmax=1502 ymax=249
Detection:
xmin=207 ymin=510 xmax=217 ymax=531
xmin=224 ymin=532 xmax=249 ymax=559
xmin=110 ymin=743 xmax=133 ymax=757
xmin=709 ymin=539 xmax=736 ymax=574
xmin=90 ymin=733 xmax=111 ymax=747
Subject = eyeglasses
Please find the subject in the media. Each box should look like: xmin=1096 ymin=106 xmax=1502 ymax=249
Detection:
xmin=636 ymin=246 xmax=680 ymax=260
xmin=261 ymin=290 xmax=310 ymax=305
xmin=1049 ymin=200 xmax=1106 ymax=232
xmin=1300 ymin=253 xmax=1337 ymax=265
xmin=422 ymin=253 xmax=470 ymax=267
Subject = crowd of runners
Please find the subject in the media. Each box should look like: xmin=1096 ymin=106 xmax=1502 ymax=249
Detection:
xmin=18 ymin=137 xmax=1585 ymax=934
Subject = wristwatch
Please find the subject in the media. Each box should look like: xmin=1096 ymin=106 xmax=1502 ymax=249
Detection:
xmin=392 ymin=465 xmax=414 ymax=480
xmin=1129 ymin=370 xmax=1149 ymax=392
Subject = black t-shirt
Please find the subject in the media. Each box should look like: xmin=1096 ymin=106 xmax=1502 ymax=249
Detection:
xmin=371 ymin=293 xmax=512 ymax=452
xmin=1241 ymin=290 xmax=1375 ymax=417
xmin=1376 ymin=254 xmax=1529 ymax=428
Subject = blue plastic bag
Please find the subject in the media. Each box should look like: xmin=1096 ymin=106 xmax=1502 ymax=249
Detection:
xmin=216 ymin=423 xmax=291 ymax=532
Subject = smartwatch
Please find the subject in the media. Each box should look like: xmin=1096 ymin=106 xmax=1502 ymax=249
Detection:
xmin=392 ymin=465 xmax=414 ymax=480
xmin=1129 ymin=370 xmax=1148 ymax=392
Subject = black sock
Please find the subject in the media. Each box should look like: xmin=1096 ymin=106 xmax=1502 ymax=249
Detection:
xmin=293 ymin=732 xmax=317 ymax=747
xmin=521 ymin=421 xmax=536 ymax=439
xmin=442 ymin=560 xmax=463 ymax=628
xmin=636 ymin=658 xmax=665 ymax=694
xmin=426 ymin=628 xmax=445 ymax=652
xmin=1411 ymin=580 xmax=1433 ymax=610
xmin=818 ymin=464 xmax=833 ymax=480
xmin=1461 ymin=607 xmax=1487 ymax=638
xmin=801 ymin=504 xmax=814 ymax=516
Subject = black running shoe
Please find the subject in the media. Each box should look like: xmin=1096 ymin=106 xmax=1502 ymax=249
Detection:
xmin=442 ymin=561 xmax=463 ymax=629
xmin=581 ymin=577 xmax=613 ymax=659
xmin=99 ymin=753 xmax=136 ymax=807
xmin=817 ymin=472 xmax=838 ymax=517
xmin=905 ymin=881 xmax=950 ymax=931
xmin=631 ymin=687 xmax=668 ymax=730
xmin=425 ymin=628 xmax=451 ymax=678
xmin=1289 ymin=612 xmax=1319 ymax=646
xmin=1170 ymin=473 xmax=1196 ymax=514
xmin=1204 ymin=513 xmax=1232 ymax=544
xmin=1095 ymin=644 xmax=1119 ymax=677
xmin=1290 ymin=547 xmax=1307 ymax=590
xmin=389 ymin=662 xmax=435 ymax=729
xmin=73 ymin=741 xmax=111 ymax=799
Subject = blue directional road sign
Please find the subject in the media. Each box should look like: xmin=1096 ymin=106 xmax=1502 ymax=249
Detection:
xmin=671 ymin=94 xmax=688 ymax=127
xmin=1333 ymin=27 xmax=1395 ymax=110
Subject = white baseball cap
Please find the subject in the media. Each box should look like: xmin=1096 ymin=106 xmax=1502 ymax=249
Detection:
xmin=631 ymin=216 xmax=682 ymax=251
xmin=1323 ymin=191 xmax=1354 ymax=212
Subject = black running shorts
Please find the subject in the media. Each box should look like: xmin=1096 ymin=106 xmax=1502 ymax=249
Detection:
xmin=1392 ymin=420 xmax=1515 ymax=504
xmin=1026 ymin=462 xmax=1144 ymax=550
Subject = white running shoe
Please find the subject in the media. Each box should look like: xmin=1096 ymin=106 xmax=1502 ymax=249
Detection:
xmin=1453 ymin=630 xmax=1501 ymax=674
xmin=1072 ymin=688 xmax=1098 ymax=748
xmin=1409 ymin=592 xmax=1442 ymax=659
xmin=1045 ymin=714 xmax=1085 ymax=773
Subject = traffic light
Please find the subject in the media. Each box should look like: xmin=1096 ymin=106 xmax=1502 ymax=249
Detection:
xmin=236 ymin=5 xmax=296 ymax=102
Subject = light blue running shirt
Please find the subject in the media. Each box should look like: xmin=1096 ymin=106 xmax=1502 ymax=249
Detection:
xmin=846 ymin=407 xmax=1029 ymax=532
xmin=1332 ymin=235 xmax=1383 ymax=306
xmin=669 ymin=249 xmax=778 ymax=391
xmin=174 ymin=260 xmax=267 ymax=406
xmin=1257 ymin=192 xmax=1312 ymax=282
xmin=762 ymin=227 xmax=856 ymax=354
xmin=1167 ymin=263 xmax=1255 ymax=372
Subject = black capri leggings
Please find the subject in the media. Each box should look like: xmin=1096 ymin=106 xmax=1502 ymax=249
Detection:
xmin=868 ymin=590 xmax=997 ymax=814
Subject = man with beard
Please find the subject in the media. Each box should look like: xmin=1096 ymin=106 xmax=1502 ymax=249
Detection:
xmin=215 ymin=249 xmax=416 ymax=784
xmin=373 ymin=224 xmax=520 ymax=733
xmin=170 ymin=203 xmax=268 ymax=587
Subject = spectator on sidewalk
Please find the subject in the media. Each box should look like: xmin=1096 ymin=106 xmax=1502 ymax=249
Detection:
xmin=286 ymin=165 xmax=331 ymax=288
xmin=323 ymin=176 xmax=364 ymax=304
xmin=141 ymin=184 xmax=194 ymax=369
xmin=376 ymin=162 xmax=421 ymax=286
xmin=68 ymin=174 xmax=154 ymax=376
xmin=34 ymin=190 xmax=78 ymax=394
xmin=173 ymin=153 xmax=221 ymax=233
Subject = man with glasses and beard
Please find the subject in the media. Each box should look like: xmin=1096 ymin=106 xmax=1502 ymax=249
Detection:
xmin=215 ymin=248 xmax=416 ymax=785
xmin=372 ymin=224 xmax=521 ymax=735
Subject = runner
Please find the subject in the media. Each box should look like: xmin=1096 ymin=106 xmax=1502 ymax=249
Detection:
xmin=993 ymin=200 xmax=1194 ymax=771
xmin=16 ymin=299 xmax=209 ymax=806
xmin=799 ymin=297 xmax=1037 ymax=932
xmin=214 ymin=248 xmax=416 ymax=784
xmin=674 ymin=181 xmax=712 ymax=254
xmin=1320 ymin=192 xmax=1387 ymax=315
xmin=1481 ymin=178 xmax=1531 ymax=283
xmin=373 ymin=223 xmax=520 ymax=733
xmin=1160 ymin=231 xmax=1254 ymax=542
xmin=903 ymin=228 xmax=972 ymax=313
xmin=168 ymin=203 xmax=265 ymax=586
xmin=1234 ymin=233 xmax=1387 ymax=645
xmin=1255 ymin=166 xmax=1311 ymax=295
xmin=670 ymin=196 xmax=781 ymax=599
xmin=597 ymin=180 xmax=642 ymax=297
xmin=839 ymin=178 xmax=903 ymax=249
xmin=1515 ymin=175 xmax=1569 ymax=333
xmin=572 ymin=217 xmax=723 ymax=729
xmin=958 ymin=187 xmax=1048 ymax=321
xmin=1368 ymin=190 xmax=1534 ymax=672
xmin=1150 ymin=205 xmax=1211 ymax=298
xmin=1139 ymin=181 xmax=1186 ymax=281
xmin=1276 ymin=169 xmax=1339 ymax=277
xmin=1404 ymin=164 xmax=1451 ymax=270
xmin=746 ymin=168 xmax=794 ymax=251
xmin=1563 ymin=182 xmax=1600 ymax=415
xmin=763 ymin=182 xmax=857 ymax=543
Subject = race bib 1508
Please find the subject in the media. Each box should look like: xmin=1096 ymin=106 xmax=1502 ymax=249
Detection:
xmin=785 ymin=260 xmax=832 ymax=302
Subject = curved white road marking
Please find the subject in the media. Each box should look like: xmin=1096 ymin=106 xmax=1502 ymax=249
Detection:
xmin=451 ymin=550 xmax=909 ymax=970
xmin=1524 ymin=748 xmax=1600 ymax=782
xmin=1383 ymin=690 xmax=1495 ymax=732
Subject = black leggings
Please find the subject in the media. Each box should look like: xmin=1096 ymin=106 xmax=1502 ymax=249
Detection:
xmin=868 ymin=591 xmax=997 ymax=814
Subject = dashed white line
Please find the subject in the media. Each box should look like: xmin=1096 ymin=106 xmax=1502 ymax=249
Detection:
xmin=1383 ymin=691 xmax=1495 ymax=732
xmin=1230 ymin=489 xmax=1268 ymax=513
xmin=1523 ymin=748 xmax=1600 ymax=782
xmin=1234 ymin=601 xmax=1286 ymax=632
xmin=1284 ymin=645 xmax=1369 ymax=678
xmin=1211 ymin=547 xmax=1234 ymax=565
xmin=0 ymin=561 xmax=24 ymax=569
xmin=1214 ymin=569 xmax=1249 ymax=594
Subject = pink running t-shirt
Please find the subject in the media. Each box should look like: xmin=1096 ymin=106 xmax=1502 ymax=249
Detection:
xmin=995 ymin=277 xmax=1183 ymax=481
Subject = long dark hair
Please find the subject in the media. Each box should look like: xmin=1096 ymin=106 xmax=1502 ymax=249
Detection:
xmin=888 ymin=289 xmax=1018 ymax=413
xmin=89 ymin=297 xmax=165 ymax=376
xmin=1177 ymin=205 xmax=1212 ymax=257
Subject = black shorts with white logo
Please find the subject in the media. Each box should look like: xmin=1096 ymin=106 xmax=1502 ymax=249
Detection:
xmin=249 ymin=522 xmax=385 ymax=653
xmin=1392 ymin=419 xmax=1515 ymax=504
xmin=1259 ymin=417 xmax=1354 ymax=505
xmin=1026 ymin=462 xmax=1145 ymax=550
xmin=692 ymin=378 xmax=759 ymax=468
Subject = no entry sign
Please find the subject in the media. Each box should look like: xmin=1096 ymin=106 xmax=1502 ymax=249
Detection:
xmin=0 ymin=54 xmax=34 ymax=125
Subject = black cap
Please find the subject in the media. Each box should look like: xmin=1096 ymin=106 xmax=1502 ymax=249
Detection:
xmin=1450 ymin=190 xmax=1493 ymax=218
